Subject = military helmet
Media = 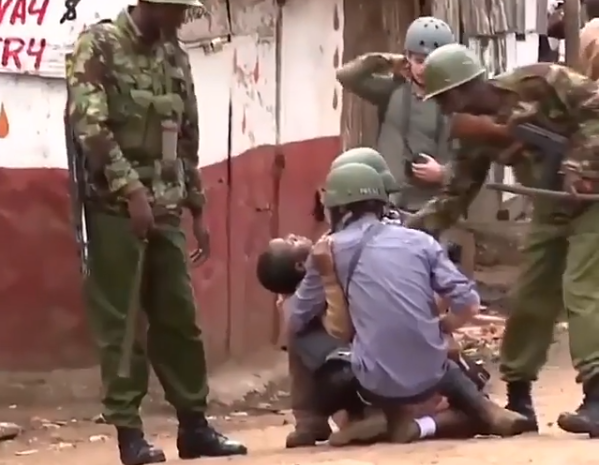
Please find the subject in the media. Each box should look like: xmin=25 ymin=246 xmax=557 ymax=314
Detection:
xmin=322 ymin=163 xmax=388 ymax=208
xmin=423 ymin=43 xmax=486 ymax=100
xmin=404 ymin=17 xmax=455 ymax=56
xmin=141 ymin=0 xmax=204 ymax=6
xmin=330 ymin=147 xmax=400 ymax=193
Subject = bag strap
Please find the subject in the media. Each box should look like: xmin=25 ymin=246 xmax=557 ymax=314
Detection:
xmin=379 ymin=82 xmax=446 ymax=158
xmin=342 ymin=222 xmax=386 ymax=303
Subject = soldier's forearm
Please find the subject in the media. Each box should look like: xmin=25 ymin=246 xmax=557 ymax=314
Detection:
xmin=406 ymin=199 xmax=464 ymax=235
xmin=336 ymin=54 xmax=383 ymax=83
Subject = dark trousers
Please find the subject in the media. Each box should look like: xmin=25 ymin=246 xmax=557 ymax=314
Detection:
xmin=358 ymin=360 xmax=485 ymax=414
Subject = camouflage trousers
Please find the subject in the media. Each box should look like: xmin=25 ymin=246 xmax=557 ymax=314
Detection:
xmin=500 ymin=202 xmax=599 ymax=383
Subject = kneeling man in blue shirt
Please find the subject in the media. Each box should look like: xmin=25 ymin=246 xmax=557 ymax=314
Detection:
xmin=285 ymin=162 xmax=532 ymax=443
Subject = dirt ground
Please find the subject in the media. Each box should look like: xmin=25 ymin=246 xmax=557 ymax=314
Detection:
xmin=0 ymin=332 xmax=597 ymax=465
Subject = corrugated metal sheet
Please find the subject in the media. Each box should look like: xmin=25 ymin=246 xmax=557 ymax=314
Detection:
xmin=340 ymin=0 xmax=419 ymax=149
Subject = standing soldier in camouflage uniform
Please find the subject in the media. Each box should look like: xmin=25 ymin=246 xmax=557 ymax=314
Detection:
xmin=407 ymin=43 xmax=599 ymax=438
xmin=66 ymin=1 xmax=248 ymax=463
xmin=336 ymin=17 xmax=457 ymax=213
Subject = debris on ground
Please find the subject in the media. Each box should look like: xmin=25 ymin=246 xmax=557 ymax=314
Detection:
xmin=0 ymin=421 xmax=21 ymax=441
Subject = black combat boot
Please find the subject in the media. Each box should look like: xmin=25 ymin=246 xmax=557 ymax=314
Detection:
xmin=557 ymin=374 xmax=599 ymax=438
xmin=176 ymin=411 xmax=248 ymax=458
xmin=505 ymin=381 xmax=539 ymax=432
xmin=116 ymin=427 xmax=166 ymax=465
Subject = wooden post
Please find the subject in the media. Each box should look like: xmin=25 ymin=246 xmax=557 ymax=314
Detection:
xmin=563 ymin=0 xmax=582 ymax=67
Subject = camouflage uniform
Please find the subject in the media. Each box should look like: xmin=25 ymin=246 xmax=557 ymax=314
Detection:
xmin=66 ymin=1 xmax=246 ymax=463
xmin=409 ymin=44 xmax=599 ymax=437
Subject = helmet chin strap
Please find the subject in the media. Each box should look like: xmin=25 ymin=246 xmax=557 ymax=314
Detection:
xmin=410 ymin=77 xmax=427 ymax=97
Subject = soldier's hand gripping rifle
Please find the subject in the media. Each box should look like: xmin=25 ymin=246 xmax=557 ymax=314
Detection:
xmin=64 ymin=56 xmax=90 ymax=276
xmin=486 ymin=123 xmax=599 ymax=201
xmin=450 ymin=115 xmax=598 ymax=201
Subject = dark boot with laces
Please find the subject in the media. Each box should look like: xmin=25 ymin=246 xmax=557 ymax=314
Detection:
xmin=557 ymin=374 xmax=599 ymax=438
xmin=505 ymin=381 xmax=539 ymax=432
xmin=117 ymin=427 xmax=166 ymax=465
xmin=176 ymin=411 xmax=248 ymax=459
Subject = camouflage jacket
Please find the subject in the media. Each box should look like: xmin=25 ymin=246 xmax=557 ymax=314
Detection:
xmin=407 ymin=63 xmax=599 ymax=234
xmin=66 ymin=8 xmax=204 ymax=217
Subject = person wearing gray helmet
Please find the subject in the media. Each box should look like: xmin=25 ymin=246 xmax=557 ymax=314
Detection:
xmin=336 ymin=17 xmax=458 ymax=213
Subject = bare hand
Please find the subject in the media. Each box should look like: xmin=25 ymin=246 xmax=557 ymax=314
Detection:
xmin=412 ymin=154 xmax=444 ymax=184
xmin=311 ymin=236 xmax=335 ymax=275
xmin=190 ymin=216 xmax=211 ymax=265
xmin=127 ymin=189 xmax=155 ymax=239
xmin=379 ymin=53 xmax=409 ymax=76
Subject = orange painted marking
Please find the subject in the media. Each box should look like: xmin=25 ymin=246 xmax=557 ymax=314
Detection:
xmin=0 ymin=104 xmax=9 ymax=139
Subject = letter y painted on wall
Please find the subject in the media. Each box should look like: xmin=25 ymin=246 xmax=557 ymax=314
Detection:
xmin=0 ymin=104 xmax=9 ymax=138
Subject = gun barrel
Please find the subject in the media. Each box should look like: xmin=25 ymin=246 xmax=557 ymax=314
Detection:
xmin=512 ymin=123 xmax=569 ymax=147
xmin=486 ymin=182 xmax=599 ymax=200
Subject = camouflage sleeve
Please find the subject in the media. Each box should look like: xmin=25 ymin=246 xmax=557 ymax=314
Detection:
xmin=546 ymin=67 xmax=599 ymax=177
xmin=406 ymin=143 xmax=492 ymax=234
xmin=178 ymin=49 xmax=205 ymax=216
xmin=336 ymin=53 xmax=404 ymax=107
xmin=67 ymin=29 xmax=143 ymax=195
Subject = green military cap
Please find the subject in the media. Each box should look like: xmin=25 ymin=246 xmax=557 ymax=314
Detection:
xmin=422 ymin=43 xmax=486 ymax=100
xmin=330 ymin=147 xmax=400 ymax=193
xmin=322 ymin=163 xmax=388 ymax=208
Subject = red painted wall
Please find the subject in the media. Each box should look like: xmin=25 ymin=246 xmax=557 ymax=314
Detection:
xmin=0 ymin=136 xmax=340 ymax=371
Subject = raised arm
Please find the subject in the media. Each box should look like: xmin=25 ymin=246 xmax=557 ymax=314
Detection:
xmin=66 ymin=28 xmax=142 ymax=196
xmin=336 ymin=53 xmax=406 ymax=107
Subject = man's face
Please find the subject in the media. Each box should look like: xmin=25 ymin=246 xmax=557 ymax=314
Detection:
xmin=407 ymin=53 xmax=428 ymax=84
xmin=148 ymin=3 xmax=188 ymax=36
xmin=268 ymin=234 xmax=312 ymax=266
xmin=432 ymin=87 xmax=470 ymax=115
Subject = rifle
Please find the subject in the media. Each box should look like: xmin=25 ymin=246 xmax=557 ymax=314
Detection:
xmin=450 ymin=115 xmax=598 ymax=200
xmin=486 ymin=122 xmax=599 ymax=201
xmin=64 ymin=53 xmax=90 ymax=275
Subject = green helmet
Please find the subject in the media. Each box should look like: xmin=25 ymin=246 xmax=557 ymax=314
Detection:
xmin=330 ymin=147 xmax=400 ymax=194
xmin=404 ymin=17 xmax=455 ymax=56
xmin=423 ymin=43 xmax=486 ymax=100
xmin=142 ymin=0 xmax=203 ymax=6
xmin=322 ymin=163 xmax=388 ymax=208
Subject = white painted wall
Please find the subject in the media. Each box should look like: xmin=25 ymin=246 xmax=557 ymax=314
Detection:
xmin=0 ymin=0 xmax=343 ymax=169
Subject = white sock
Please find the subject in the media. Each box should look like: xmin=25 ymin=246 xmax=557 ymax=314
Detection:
xmin=414 ymin=416 xmax=437 ymax=439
